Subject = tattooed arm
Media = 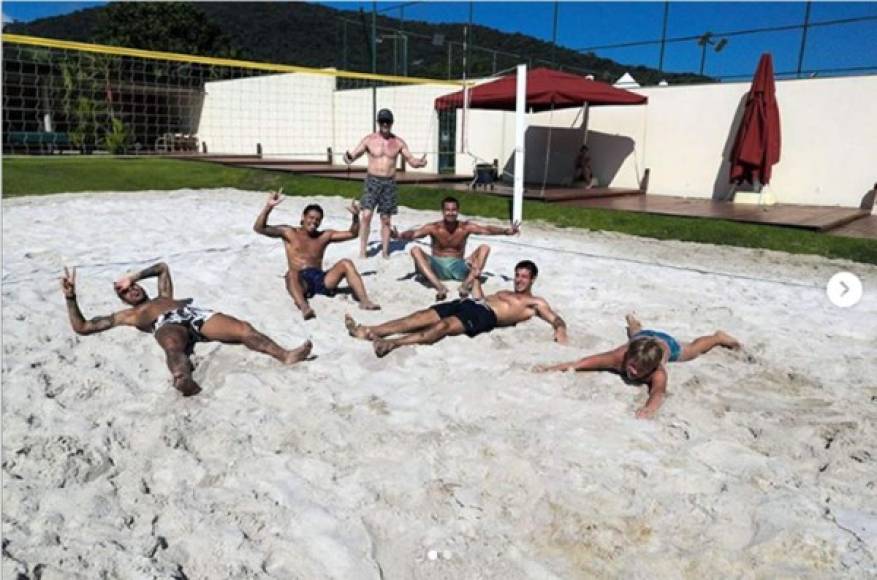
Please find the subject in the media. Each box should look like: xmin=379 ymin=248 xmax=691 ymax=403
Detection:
xmin=61 ymin=267 xmax=134 ymax=335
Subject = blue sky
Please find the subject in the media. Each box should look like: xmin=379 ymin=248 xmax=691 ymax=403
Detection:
xmin=4 ymin=2 xmax=876 ymax=79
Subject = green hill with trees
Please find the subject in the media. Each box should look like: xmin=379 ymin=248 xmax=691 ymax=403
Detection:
xmin=5 ymin=2 xmax=708 ymax=85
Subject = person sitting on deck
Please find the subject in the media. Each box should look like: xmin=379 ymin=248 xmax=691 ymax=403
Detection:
xmin=574 ymin=145 xmax=595 ymax=188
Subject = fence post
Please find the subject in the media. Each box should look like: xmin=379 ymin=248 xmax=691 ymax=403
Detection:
xmin=796 ymin=1 xmax=812 ymax=78
xmin=658 ymin=1 xmax=669 ymax=73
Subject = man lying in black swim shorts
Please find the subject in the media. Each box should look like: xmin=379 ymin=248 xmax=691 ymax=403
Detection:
xmin=345 ymin=260 xmax=567 ymax=357
xmin=253 ymin=190 xmax=381 ymax=320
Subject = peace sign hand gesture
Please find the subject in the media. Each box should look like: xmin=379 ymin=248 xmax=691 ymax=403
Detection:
xmin=266 ymin=187 xmax=285 ymax=208
xmin=61 ymin=266 xmax=77 ymax=299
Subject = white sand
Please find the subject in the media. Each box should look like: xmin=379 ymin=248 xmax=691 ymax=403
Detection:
xmin=3 ymin=188 xmax=876 ymax=579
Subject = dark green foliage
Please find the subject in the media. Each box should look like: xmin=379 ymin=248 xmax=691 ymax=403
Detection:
xmin=5 ymin=2 xmax=708 ymax=85
xmin=95 ymin=3 xmax=245 ymax=59
xmin=103 ymin=118 xmax=131 ymax=154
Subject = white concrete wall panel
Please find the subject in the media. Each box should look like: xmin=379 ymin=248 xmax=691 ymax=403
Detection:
xmin=198 ymin=73 xmax=876 ymax=207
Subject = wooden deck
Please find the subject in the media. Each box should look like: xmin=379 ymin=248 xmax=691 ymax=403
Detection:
xmin=246 ymin=163 xmax=368 ymax=174
xmin=826 ymin=214 xmax=877 ymax=239
xmin=173 ymin=155 xmax=874 ymax=239
xmin=176 ymin=155 xmax=470 ymax=183
xmin=560 ymin=195 xmax=872 ymax=234
xmin=470 ymin=183 xmax=642 ymax=202
xmin=169 ymin=154 xmax=262 ymax=163
xmin=307 ymin=171 xmax=472 ymax=183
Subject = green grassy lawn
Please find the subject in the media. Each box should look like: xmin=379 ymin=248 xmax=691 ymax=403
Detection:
xmin=4 ymin=156 xmax=875 ymax=264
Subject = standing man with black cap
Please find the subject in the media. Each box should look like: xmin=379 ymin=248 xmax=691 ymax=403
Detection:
xmin=344 ymin=108 xmax=428 ymax=259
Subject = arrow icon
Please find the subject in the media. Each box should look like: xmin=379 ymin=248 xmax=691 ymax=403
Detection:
xmin=827 ymin=272 xmax=863 ymax=308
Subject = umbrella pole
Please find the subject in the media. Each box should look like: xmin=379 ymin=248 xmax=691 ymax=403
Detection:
xmin=581 ymin=102 xmax=590 ymax=145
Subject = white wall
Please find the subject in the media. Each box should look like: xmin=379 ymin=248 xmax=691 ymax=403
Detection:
xmin=198 ymin=73 xmax=335 ymax=160
xmin=333 ymin=83 xmax=451 ymax=173
xmin=631 ymin=76 xmax=877 ymax=207
xmin=197 ymin=72 xmax=876 ymax=208
xmin=455 ymin=104 xmax=644 ymax=189
xmin=198 ymin=72 xmax=451 ymax=171
xmin=458 ymin=109 xmax=516 ymax=178
xmin=458 ymin=75 xmax=877 ymax=208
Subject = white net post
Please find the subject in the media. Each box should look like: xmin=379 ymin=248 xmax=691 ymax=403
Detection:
xmin=513 ymin=64 xmax=527 ymax=224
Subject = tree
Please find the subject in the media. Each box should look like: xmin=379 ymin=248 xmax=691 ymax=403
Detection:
xmin=95 ymin=2 xmax=244 ymax=58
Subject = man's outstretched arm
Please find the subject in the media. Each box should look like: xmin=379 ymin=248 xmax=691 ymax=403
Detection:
xmin=391 ymin=223 xmax=434 ymax=242
xmin=116 ymin=262 xmax=173 ymax=298
xmin=465 ymin=220 xmax=520 ymax=237
xmin=329 ymin=201 xmax=361 ymax=242
xmin=61 ymin=267 xmax=129 ymax=335
xmin=253 ymin=190 xmax=289 ymax=239
xmin=344 ymin=137 xmax=369 ymax=164
xmin=535 ymin=299 xmax=568 ymax=343
xmin=534 ymin=347 xmax=625 ymax=372
xmin=399 ymin=139 xmax=427 ymax=168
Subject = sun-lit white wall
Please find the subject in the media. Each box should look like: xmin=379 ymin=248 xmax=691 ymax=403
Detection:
xmin=197 ymin=71 xmax=876 ymax=208
xmin=198 ymin=72 xmax=453 ymax=170
xmin=458 ymin=75 xmax=877 ymax=207
xmin=197 ymin=72 xmax=335 ymax=160
xmin=615 ymin=75 xmax=877 ymax=207
xmin=333 ymin=83 xmax=451 ymax=172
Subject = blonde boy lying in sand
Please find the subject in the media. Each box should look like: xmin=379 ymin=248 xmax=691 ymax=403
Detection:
xmin=61 ymin=262 xmax=312 ymax=396
xmin=536 ymin=314 xmax=740 ymax=418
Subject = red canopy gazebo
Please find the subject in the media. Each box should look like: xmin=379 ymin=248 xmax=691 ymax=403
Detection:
xmin=434 ymin=67 xmax=648 ymax=197
xmin=434 ymin=67 xmax=647 ymax=111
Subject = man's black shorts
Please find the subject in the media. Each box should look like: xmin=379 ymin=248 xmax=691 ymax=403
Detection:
xmin=431 ymin=298 xmax=498 ymax=338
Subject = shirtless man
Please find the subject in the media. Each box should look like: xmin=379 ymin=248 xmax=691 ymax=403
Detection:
xmin=253 ymin=190 xmax=379 ymax=320
xmin=61 ymin=263 xmax=312 ymax=397
xmin=392 ymin=196 xmax=520 ymax=301
xmin=345 ymin=260 xmax=567 ymax=357
xmin=344 ymin=108 xmax=428 ymax=259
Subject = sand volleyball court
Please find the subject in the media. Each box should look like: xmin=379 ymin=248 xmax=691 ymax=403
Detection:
xmin=3 ymin=189 xmax=876 ymax=578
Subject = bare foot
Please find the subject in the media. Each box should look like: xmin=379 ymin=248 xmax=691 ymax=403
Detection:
xmin=715 ymin=331 xmax=741 ymax=349
xmin=358 ymin=301 xmax=381 ymax=311
xmin=302 ymin=306 xmax=316 ymax=320
xmin=345 ymin=314 xmax=374 ymax=340
xmin=459 ymin=280 xmax=473 ymax=298
xmin=635 ymin=406 xmax=658 ymax=419
xmin=625 ymin=313 xmax=642 ymax=337
xmin=174 ymin=377 xmax=202 ymax=397
xmin=373 ymin=339 xmax=393 ymax=358
xmin=284 ymin=340 xmax=313 ymax=364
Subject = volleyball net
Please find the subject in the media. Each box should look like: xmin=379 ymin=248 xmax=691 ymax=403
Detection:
xmin=1 ymin=34 xmax=469 ymax=172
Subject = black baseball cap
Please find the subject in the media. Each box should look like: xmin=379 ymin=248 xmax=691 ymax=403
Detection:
xmin=377 ymin=109 xmax=394 ymax=124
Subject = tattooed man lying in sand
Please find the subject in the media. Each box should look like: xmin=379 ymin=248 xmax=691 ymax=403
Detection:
xmin=62 ymin=262 xmax=311 ymax=396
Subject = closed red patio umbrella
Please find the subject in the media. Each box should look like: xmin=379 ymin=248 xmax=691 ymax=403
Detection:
xmin=729 ymin=53 xmax=781 ymax=185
